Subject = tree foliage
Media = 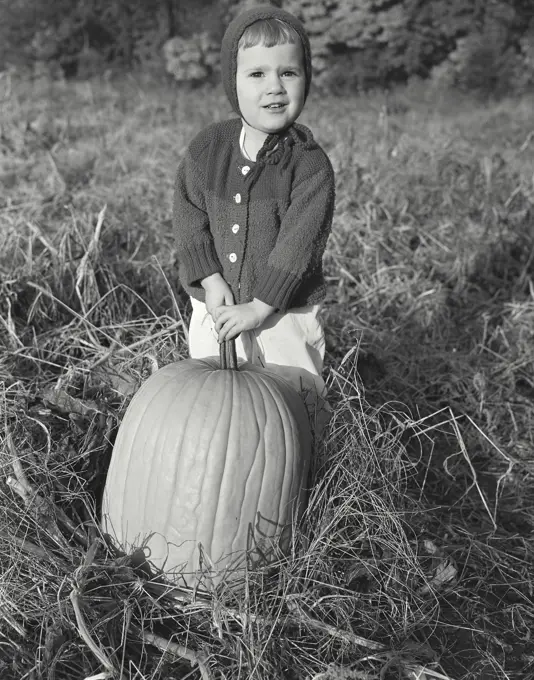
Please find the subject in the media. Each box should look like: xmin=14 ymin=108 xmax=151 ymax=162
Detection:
xmin=1 ymin=0 xmax=533 ymax=94
xmin=280 ymin=0 xmax=533 ymax=92
xmin=0 ymin=0 xmax=219 ymax=74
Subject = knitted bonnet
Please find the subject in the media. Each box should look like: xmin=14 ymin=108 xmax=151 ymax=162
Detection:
xmin=220 ymin=4 xmax=312 ymax=116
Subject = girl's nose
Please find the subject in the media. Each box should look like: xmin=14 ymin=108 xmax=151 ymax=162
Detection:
xmin=266 ymin=74 xmax=285 ymax=94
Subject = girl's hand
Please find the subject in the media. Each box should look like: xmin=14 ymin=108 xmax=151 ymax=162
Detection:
xmin=201 ymin=273 xmax=234 ymax=317
xmin=214 ymin=299 xmax=275 ymax=342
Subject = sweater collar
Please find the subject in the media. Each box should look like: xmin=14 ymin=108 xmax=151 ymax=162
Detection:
xmin=250 ymin=123 xmax=316 ymax=165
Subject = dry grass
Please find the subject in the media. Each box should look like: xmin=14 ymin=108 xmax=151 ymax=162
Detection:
xmin=1 ymin=70 xmax=534 ymax=679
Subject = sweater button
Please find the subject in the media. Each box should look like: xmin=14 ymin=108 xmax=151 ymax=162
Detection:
xmin=228 ymin=253 xmax=237 ymax=263
xmin=232 ymin=223 xmax=240 ymax=234
xmin=241 ymin=166 xmax=250 ymax=175
xmin=234 ymin=193 xmax=241 ymax=203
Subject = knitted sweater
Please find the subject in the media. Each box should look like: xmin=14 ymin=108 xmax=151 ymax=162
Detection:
xmin=172 ymin=117 xmax=335 ymax=311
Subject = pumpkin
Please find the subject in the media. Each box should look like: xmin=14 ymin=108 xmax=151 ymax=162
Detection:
xmin=101 ymin=339 xmax=311 ymax=586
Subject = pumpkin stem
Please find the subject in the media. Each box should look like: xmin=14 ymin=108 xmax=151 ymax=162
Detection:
xmin=220 ymin=339 xmax=238 ymax=371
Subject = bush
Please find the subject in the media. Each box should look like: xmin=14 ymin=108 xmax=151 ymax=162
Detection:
xmin=431 ymin=13 xmax=534 ymax=98
xmin=163 ymin=32 xmax=220 ymax=83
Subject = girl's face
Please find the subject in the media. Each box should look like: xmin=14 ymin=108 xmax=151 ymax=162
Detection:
xmin=236 ymin=41 xmax=306 ymax=139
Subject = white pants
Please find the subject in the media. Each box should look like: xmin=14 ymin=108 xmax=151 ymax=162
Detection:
xmin=188 ymin=297 xmax=330 ymax=433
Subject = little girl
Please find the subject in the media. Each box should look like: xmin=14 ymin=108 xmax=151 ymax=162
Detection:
xmin=173 ymin=5 xmax=335 ymax=431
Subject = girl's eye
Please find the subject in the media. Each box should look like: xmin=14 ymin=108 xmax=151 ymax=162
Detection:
xmin=283 ymin=71 xmax=297 ymax=77
xmin=250 ymin=72 xmax=263 ymax=77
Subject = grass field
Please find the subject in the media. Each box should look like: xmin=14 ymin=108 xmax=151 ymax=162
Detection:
xmin=1 ymin=70 xmax=534 ymax=679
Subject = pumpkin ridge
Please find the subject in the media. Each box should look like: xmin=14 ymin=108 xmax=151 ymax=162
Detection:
xmin=223 ymin=371 xmax=265 ymax=559
xmin=249 ymin=370 xmax=308 ymax=532
xmin=207 ymin=370 xmax=254 ymax=566
xmin=245 ymin=373 xmax=281 ymax=555
xmin=193 ymin=370 xmax=234 ymax=568
xmin=147 ymin=367 xmax=208 ymax=538
xmin=257 ymin=375 xmax=291 ymax=536
xmin=158 ymin=371 xmax=206 ymax=558
xmin=107 ymin=367 xmax=197 ymax=557
xmin=103 ymin=380 xmax=163 ymax=543
xmin=170 ymin=368 xmax=225 ymax=572
xmin=273 ymin=378 xmax=301 ymax=527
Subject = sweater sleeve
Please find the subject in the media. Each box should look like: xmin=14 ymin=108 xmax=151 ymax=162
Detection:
xmin=172 ymin=147 xmax=222 ymax=291
xmin=253 ymin=151 xmax=335 ymax=311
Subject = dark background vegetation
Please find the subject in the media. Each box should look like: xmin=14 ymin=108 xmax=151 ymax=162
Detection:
xmin=1 ymin=0 xmax=533 ymax=97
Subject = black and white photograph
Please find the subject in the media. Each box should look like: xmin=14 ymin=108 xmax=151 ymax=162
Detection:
xmin=1 ymin=1 xmax=533 ymax=678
